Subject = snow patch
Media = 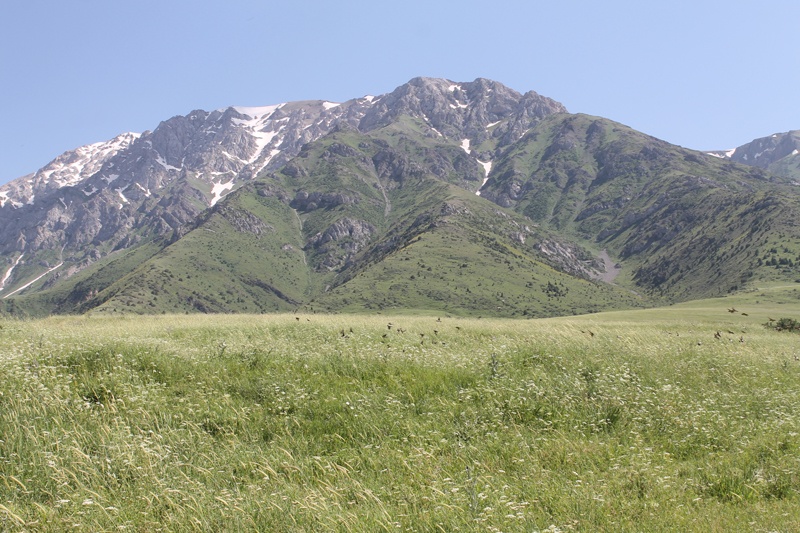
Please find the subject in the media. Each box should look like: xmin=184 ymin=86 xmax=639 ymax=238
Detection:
xmin=231 ymin=104 xmax=283 ymax=119
xmin=708 ymin=149 xmax=736 ymax=159
xmin=229 ymin=104 xmax=288 ymax=164
xmin=475 ymin=160 xmax=492 ymax=196
xmin=447 ymin=84 xmax=460 ymax=92
xmin=1 ymin=188 xmax=23 ymax=208
xmin=422 ymin=114 xmax=444 ymax=137
xmin=155 ymin=155 xmax=181 ymax=172
xmin=486 ymin=121 xmax=501 ymax=129
xmin=792 ymin=149 xmax=799 ymax=156
xmin=250 ymin=149 xmax=283 ymax=176
xmin=322 ymin=101 xmax=340 ymax=110
xmin=83 ymin=186 xmax=98 ymax=196
xmin=28 ymin=132 xmax=140 ymax=191
xmin=135 ymin=183 xmax=151 ymax=197
xmin=460 ymin=139 xmax=471 ymax=154
xmin=222 ymin=151 xmax=246 ymax=163
xmin=210 ymin=179 xmax=235 ymax=206
xmin=249 ymin=128 xmax=282 ymax=162
xmin=101 ymin=174 xmax=120 ymax=184
xmin=116 ymin=185 xmax=129 ymax=204
xmin=362 ymin=95 xmax=376 ymax=102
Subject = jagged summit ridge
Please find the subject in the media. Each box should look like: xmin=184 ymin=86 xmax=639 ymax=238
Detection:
xmin=0 ymin=132 xmax=140 ymax=208
xmin=1 ymin=77 xmax=562 ymax=209
xmin=358 ymin=77 xmax=567 ymax=151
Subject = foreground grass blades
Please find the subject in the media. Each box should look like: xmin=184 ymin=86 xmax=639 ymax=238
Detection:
xmin=2 ymin=295 xmax=800 ymax=531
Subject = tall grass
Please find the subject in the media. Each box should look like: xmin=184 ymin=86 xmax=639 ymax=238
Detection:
xmin=1 ymin=308 xmax=799 ymax=531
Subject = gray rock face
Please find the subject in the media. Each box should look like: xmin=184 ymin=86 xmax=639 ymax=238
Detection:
xmin=0 ymin=77 xmax=567 ymax=295
xmin=215 ymin=204 xmax=274 ymax=236
xmin=306 ymin=217 xmax=376 ymax=271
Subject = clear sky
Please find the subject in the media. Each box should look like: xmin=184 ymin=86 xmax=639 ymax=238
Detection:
xmin=2 ymin=0 xmax=800 ymax=185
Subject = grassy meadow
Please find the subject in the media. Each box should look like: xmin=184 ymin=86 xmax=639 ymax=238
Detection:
xmin=2 ymin=286 xmax=800 ymax=531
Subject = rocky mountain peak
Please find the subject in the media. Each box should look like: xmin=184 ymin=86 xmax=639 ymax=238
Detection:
xmin=358 ymin=77 xmax=566 ymax=141
xmin=0 ymin=132 xmax=140 ymax=209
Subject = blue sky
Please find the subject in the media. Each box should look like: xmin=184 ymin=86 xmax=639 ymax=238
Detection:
xmin=2 ymin=0 xmax=800 ymax=184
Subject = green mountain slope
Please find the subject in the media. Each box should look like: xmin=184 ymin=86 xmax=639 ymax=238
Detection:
xmin=85 ymin=188 xmax=310 ymax=314
xmin=2 ymin=239 xmax=164 ymax=317
xmin=312 ymin=187 xmax=644 ymax=317
xmin=480 ymin=113 xmax=800 ymax=300
xmin=68 ymin=119 xmax=644 ymax=317
xmin=7 ymin=99 xmax=800 ymax=317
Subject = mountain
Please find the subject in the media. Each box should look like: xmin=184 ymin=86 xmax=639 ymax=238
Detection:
xmin=3 ymin=77 xmax=800 ymax=317
xmin=709 ymin=130 xmax=800 ymax=181
xmin=480 ymin=113 xmax=800 ymax=299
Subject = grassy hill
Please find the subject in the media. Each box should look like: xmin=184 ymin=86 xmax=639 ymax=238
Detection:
xmin=483 ymin=113 xmax=800 ymax=300
xmin=2 ymin=288 xmax=800 ymax=531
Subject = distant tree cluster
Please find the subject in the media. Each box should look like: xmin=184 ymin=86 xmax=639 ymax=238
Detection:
xmin=765 ymin=317 xmax=800 ymax=332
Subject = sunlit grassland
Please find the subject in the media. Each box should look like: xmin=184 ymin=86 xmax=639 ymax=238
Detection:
xmin=2 ymin=288 xmax=800 ymax=531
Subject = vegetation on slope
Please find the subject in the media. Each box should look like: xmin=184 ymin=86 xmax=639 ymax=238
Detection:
xmin=7 ymin=110 xmax=800 ymax=318
xmin=58 ymin=118 xmax=644 ymax=318
xmin=483 ymin=113 xmax=800 ymax=301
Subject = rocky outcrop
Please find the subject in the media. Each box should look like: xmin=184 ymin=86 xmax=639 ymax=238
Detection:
xmin=290 ymin=190 xmax=359 ymax=212
xmin=306 ymin=218 xmax=376 ymax=271
xmin=215 ymin=205 xmax=273 ymax=236
xmin=535 ymin=238 xmax=604 ymax=279
xmin=371 ymin=149 xmax=426 ymax=184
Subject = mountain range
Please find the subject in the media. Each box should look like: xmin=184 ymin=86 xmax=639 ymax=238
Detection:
xmin=2 ymin=77 xmax=800 ymax=318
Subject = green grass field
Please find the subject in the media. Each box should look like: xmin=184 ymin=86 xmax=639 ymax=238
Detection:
xmin=2 ymin=286 xmax=800 ymax=531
